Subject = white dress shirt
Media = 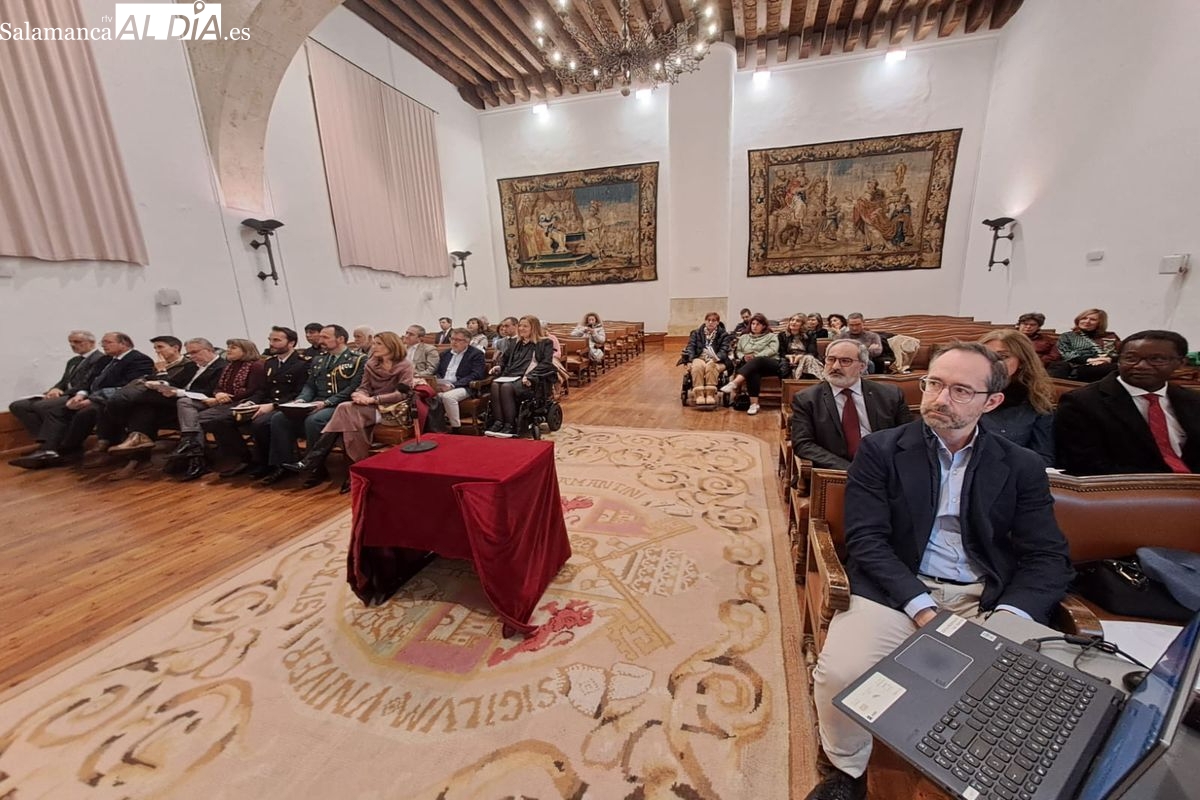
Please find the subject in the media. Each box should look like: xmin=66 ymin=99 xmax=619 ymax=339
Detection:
xmin=1117 ymin=376 xmax=1186 ymax=456
xmin=832 ymin=379 xmax=872 ymax=438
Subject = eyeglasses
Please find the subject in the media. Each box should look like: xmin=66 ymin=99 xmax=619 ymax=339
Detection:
xmin=824 ymin=355 xmax=860 ymax=368
xmin=919 ymin=376 xmax=992 ymax=404
xmin=450 ymin=337 xmax=469 ymax=343
xmin=1118 ymin=354 xmax=1180 ymax=367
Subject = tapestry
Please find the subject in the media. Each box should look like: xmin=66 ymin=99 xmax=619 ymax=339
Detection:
xmin=0 ymin=425 xmax=813 ymax=799
xmin=747 ymin=129 xmax=962 ymax=276
xmin=498 ymin=162 xmax=659 ymax=287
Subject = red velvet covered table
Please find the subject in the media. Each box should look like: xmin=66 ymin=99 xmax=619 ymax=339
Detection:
xmin=346 ymin=433 xmax=571 ymax=635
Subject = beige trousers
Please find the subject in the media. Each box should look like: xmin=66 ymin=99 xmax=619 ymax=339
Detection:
xmin=689 ymin=358 xmax=723 ymax=387
xmin=812 ymin=580 xmax=986 ymax=777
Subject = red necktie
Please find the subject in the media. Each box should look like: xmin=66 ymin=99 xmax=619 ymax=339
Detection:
xmin=841 ymin=388 xmax=862 ymax=459
xmin=1144 ymin=394 xmax=1191 ymax=474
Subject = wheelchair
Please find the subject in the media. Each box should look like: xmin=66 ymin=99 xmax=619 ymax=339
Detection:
xmin=515 ymin=377 xmax=563 ymax=439
xmin=679 ymin=359 xmax=732 ymax=407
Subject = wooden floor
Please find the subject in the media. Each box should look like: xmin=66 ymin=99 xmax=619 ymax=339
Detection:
xmin=0 ymin=343 xmax=788 ymax=691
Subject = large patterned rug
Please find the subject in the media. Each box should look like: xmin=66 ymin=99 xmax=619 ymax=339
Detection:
xmin=0 ymin=425 xmax=814 ymax=798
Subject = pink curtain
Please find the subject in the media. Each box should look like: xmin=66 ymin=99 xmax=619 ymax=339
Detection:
xmin=0 ymin=0 xmax=147 ymax=265
xmin=306 ymin=42 xmax=449 ymax=277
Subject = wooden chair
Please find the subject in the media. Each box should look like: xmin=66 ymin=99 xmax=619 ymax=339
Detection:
xmin=801 ymin=468 xmax=851 ymax=652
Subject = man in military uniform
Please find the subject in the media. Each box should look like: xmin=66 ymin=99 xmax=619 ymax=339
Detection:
xmin=299 ymin=322 xmax=324 ymax=360
xmin=8 ymin=330 xmax=106 ymax=444
xmin=205 ymin=326 xmax=309 ymax=478
xmin=260 ymin=324 xmax=365 ymax=485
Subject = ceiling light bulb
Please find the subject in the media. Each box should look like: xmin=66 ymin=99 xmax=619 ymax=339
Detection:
xmin=653 ymin=61 xmax=661 ymax=71
xmin=885 ymin=49 xmax=907 ymax=63
xmin=705 ymin=5 xmax=714 ymax=17
xmin=552 ymin=51 xmax=562 ymax=62
xmin=534 ymin=19 xmax=543 ymax=31
xmin=674 ymin=56 xmax=682 ymax=65
xmin=568 ymin=60 xmax=576 ymax=70
xmin=592 ymin=67 xmax=600 ymax=77
xmin=708 ymin=22 xmax=717 ymax=35
xmin=537 ymin=35 xmax=545 ymax=46
xmin=532 ymin=102 xmax=548 ymax=115
xmin=694 ymin=42 xmax=705 ymax=53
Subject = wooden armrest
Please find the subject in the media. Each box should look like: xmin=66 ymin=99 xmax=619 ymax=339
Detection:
xmin=792 ymin=455 xmax=812 ymax=492
xmin=808 ymin=520 xmax=850 ymax=613
xmin=468 ymin=377 xmax=494 ymax=391
xmin=1054 ymin=594 xmax=1103 ymax=639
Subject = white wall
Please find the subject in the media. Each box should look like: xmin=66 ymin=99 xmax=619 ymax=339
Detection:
xmin=729 ymin=37 xmax=998 ymax=320
xmin=476 ymin=36 xmax=998 ymax=330
xmin=1 ymin=4 xmax=495 ymax=403
xmin=960 ymin=0 xmax=1200 ymax=344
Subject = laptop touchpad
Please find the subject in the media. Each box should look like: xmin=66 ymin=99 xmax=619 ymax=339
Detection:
xmin=894 ymin=634 xmax=974 ymax=688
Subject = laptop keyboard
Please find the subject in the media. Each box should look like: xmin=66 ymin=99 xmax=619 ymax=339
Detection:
xmin=915 ymin=645 xmax=1099 ymax=800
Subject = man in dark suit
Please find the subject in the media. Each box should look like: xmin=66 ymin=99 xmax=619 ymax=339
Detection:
xmin=434 ymin=328 xmax=487 ymax=433
xmin=8 ymin=330 xmax=105 ymax=443
xmin=209 ymin=326 xmax=309 ymax=478
xmin=1055 ymin=329 xmax=1199 ymax=475
xmin=806 ymin=342 xmax=1073 ymax=800
xmin=11 ymin=332 xmax=154 ymax=468
xmin=434 ymin=317 xmax=453 ymax=345
xmin=790 ymin=339 xmax=912 ymax=470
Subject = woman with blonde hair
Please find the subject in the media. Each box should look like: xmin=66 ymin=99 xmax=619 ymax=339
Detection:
xmin=485 ymin=315 xmax=556 ymax=438
xmin=1049 ymin=308 xmax=1120 ymax=382
xmin=172 ymin=338 xmax=266 ymax=481
xmin=284 ymin=331 xmax=413 ymax=491
xmin=978 ymin=329 xmax=1056 ymax=466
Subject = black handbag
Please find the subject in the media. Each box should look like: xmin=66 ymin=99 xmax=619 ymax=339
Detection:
xmin=1071 ymin=557 xmax=1194 ymax=622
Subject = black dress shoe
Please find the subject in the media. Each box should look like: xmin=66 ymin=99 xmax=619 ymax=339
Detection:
xmin=178 ymin=457 xmax=210 ymax=482
xmin=246 ymin=464 xmax=272 ymax=479
xmin=10 ymin=451 xmax=51 ymax=469
xmin=218 ymin=462 xmax=254 ymax=478
xmin=300 ymin=467 xmax=329 ymax=489
xmin=339 ymin=477 xmax=351 ymax=494
xmin=804 ymin=769 xmax=866 ymax=800
xmin=258 ymin=467 xmax=289 ymax=486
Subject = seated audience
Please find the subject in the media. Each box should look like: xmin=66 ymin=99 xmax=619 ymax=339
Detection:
xmin=434 ymin=317 xmax=453 ymax=345
xmin=492 ymin=316 xmax=518 ymax=354
xmin=1048 ymin=307 xmax=1120 ymax=382
xmin=804 ymin=313 xmax=828 ymax=349
xmin=678 ymin=312 xmax=732 ymax=407
xmin=485 ymin=315 xmax=556 ymax=438
xmin=402 ymin=324 xmax=440 ymax=376
xmin=170 ymin=339 xmax=266 ymax=481
xmin=465 ymin=317 xmax=489 ymax=351
xmin=434 ymin=328 xmax=487 ymax=433
xmin=300 ymin=322 xmax=324 ymax=359
xmin=719 ymin=313 xmax=780 ymax=416
xmin=826 ymin=313 xmax=848 ymax=335
xmin=807 ymin=342 xmax=1072 ymax=800
xmin=105 ymin=338 xmax=225 ymax=454
xmin=1055 ymin=329 xmax=1199 ymax=475
xmin=8 ymin=330 xmax=104 ymax=447
xmin=732 ymin=307 xmax=753 ymax=337
xmin=260 ymin=324 xmax=366 ymax=486
xmin=147 ymin=335 xmax=195 ymax=383
xmin=835 ymin=313 xmax=884 ymax=373
xmin=778 ymin=314 xmax=826 ymax=379
xmin=11 ymin=332 xmax=153 ymax=469
xmin=1015 ymin=312 xmax=1057 ymax=366
xmin=208 ymin=326 xmax=308 ymax=478
xmin=284 ymin=331 xmax=412 ymax=492
xmin=570 ymin=312 xmax=607 ymax=363
xmin=790 ymin=340 xmax=911 ymax=471
xmin=94 ymin=335 xmax=201 ymax=452
xmin=350 ymin=325 xmax=374 ymax=353
xmin=978 ymin=329 xmax=1056 ymax=467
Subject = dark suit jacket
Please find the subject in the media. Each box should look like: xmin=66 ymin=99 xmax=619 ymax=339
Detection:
xmin=844 ymin=421 xmax=1073 ymax=624
xmin=790 ymin=380 xmax=913 ymax=470
xmin=436 ymin=346 xmax=486 ymax=390
xmin=58 ymin=351 xmax=107 ymax=394
xmin=181 ymin=358 xmax=227 ymax=396
xmin=88 ymin=349 xmax=155 ymax=393
xmin=253 ymin=353 xmax=310 ymax=405
xmin=51 ymin=354 xmax=84 ymax=393
xmin=1054 ymin=373 xmax=1200 ymax=475
xmin=434 ymin=330 xmax=452 ymax=345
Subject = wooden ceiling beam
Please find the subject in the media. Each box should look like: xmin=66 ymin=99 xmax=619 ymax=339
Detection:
xmin=939 ymin=0 xmax=968 ymax=36
xmin=381 ymin=0 xmax=506 ymax=86
xmin=596 ymin=0 xmax=625 ymax=35
xmin=866 ymin=0 xmax=900 ymax=48
xmin=506 ymin=0 xmax=572 ymax=61
xmin=842 ymin=0 xmax=869 ymax=51
xmin=889 ymin=0 xmax=921 ymax=44
xmin=777 ymin=0 xmax=796 ymax=56
xmin=731 ymin=0 xmax=748 ymax=67
xmin=345 ymin=0 xmax=486 ymax=109
xmin=665 ymin=0 xmax=687 ymax=27
xmin=409 ymin=0 xmax=531 ymax=104
xmin=642 ymin=0 xmax=672 ymax=35
xmin=990 ymin=0 xmax=1023 ymax=28
xmin=819 ymin=0 xmax=848 ymax=54
xmin=964 ymin=0 xmax=994 ymax=32
xmin=441 ymin=0 xmax=545 ymax=79
xmin=914 ymin=0 xmax=944 ymax=40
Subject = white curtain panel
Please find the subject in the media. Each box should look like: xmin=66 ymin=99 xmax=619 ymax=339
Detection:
xmin=306 ymin=41 xmax=449 ymax=277
xmin=0 ymin=0 xmax=148 ymax=266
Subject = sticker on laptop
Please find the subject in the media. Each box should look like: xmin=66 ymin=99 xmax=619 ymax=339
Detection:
xmin=962 ymin=787 xmax=981 ymax=800
xmin=936 ymin=614 xmax=967 ymax=637
xmin=979 ymin=630 xmax=997 ymax=642
xmin=841 ymin=672 xmax=906 ymax=723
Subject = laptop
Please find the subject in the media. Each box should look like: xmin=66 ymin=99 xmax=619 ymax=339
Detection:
xmin=834 ymin=611 xmax=1200 ymax=800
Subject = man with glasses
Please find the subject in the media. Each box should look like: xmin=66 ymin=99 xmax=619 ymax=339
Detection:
xmin=434 ymin=328 xmax=487 ymax=433
xmin=790 ymin=339 xmax=912 ymax=470
xmin=1054 ymin=329 xmax=1198 ymax=475
xmin=402 ymin=325 xmax=440 ymax=377
xmin=806 ymin=342 xmax=1072 ymax=800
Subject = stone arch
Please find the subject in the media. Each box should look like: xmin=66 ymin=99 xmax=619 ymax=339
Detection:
xmin=186 ymin=0 xmax=343 ymax=212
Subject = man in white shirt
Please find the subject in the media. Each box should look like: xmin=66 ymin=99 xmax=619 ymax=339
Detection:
xmin=434 ymin=328 xmax=487 ymax=433
xmin=1055 ymin=329 xmax=1199 ymax=474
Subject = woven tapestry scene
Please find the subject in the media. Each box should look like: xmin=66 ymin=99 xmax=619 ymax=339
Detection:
xmin=0 ymin=425 xmax=812 ymax=799
xmin=499 ymin=163 xmax=659 ymax=288
xmin=748 ymin=129 xmax=962 ymax=276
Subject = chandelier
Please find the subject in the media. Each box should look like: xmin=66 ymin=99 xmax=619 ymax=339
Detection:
xmin=535 ymin=0 xmax=719 ymax=96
